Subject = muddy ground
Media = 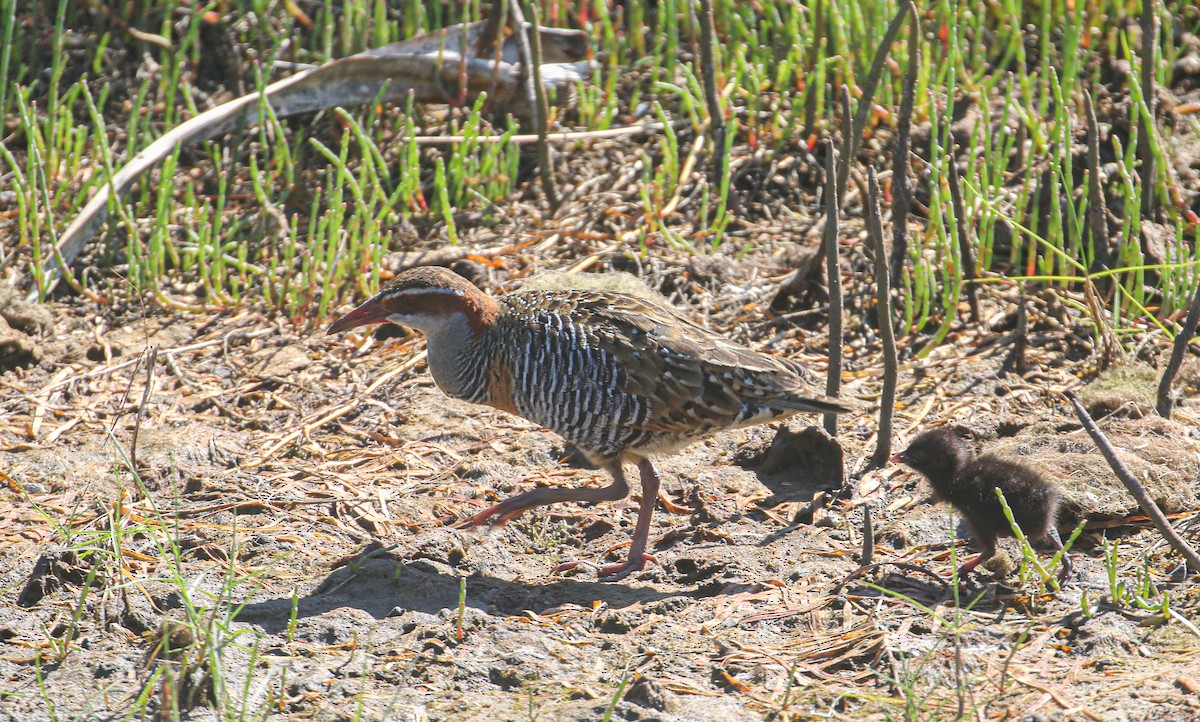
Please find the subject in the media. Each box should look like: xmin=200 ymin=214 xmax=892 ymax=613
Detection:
xmin=3 ymin=256 xmax=1200 ymax=721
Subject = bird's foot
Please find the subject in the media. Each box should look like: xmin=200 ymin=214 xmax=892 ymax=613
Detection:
xmin=950 ymin=569 xmax=978 ymax=585
xmin=552 ymin=554 xmax=658 ymax=582
xmin=950 ymin=564 xmax=988 ymax=587
xmin=1055 ymin=553 xmax=1075 ymax=584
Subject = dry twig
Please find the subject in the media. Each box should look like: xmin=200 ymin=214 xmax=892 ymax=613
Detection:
xmin=867 ymin=168 xmax=898 ymax=467
xmin=823 ymin=140 xmax=843 ymax=436
xmin=947 ymin=156 xmax=980 ymax=323
xmin=697 ymin=0 xmax=727 ymax=191
xmin=1156 ymin=281 xmax=1200 ymax=418
xmin=1138 ymin=1 xmax=1158 ymax=218
xmin=130 ymin=346 xmax=157 ymax=470
xmin=1067 ymin=392 xmax=1200 ymax=573
xmin=889 ymin=1 xmax=920 ymax=288
xmin=510 ymin=0 xmax=560 ymax=211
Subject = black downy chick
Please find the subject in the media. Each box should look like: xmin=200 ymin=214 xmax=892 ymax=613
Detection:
xmin=892 ymin=429 xmax=1073 ymax=581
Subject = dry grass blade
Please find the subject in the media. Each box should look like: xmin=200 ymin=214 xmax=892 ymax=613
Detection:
xmin=130 ymin=346 xmax=157 ymax=470
xmin=251 ymin=350 xmax=428 ymax=465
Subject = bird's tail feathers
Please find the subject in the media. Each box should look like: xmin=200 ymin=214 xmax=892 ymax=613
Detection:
xmin=775 ymin=395 xmax=858 ymax=415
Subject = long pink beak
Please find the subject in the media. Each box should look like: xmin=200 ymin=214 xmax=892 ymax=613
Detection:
xmin=327 ymin=298 xmax=390 ymax=334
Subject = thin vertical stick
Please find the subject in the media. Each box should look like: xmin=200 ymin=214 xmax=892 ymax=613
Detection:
xmin=836 ymin=2 xmax=910 ymax=204
xmin=791 ymin=84 xmax=850 ymax=294
xmin=697 ymin=0 xmax=727 ymax=191
xmin=474 ymin=1 xmax=506 ymax=58
xmin=1138 ymin=0 xmax=1158 ymax=219
xmin=823 ymin=140 xmax=842 ymax=436
xmin=889 ymin=1 xmax=920 ymax=288
xmin=836 ymin=84 xmax=853 ymax=210
xmin=948 ymin=156 xmax=980 ymax=323
xmin=801 ymin=0 xmax=825 ymax=140
xmin=510 ymin=0 xmax=559 ymax=211
xmin=131 ymin=346 xmax=157 ymax=470
xmin=1068 ymin=392 xmax=1200 ymax=573
xmin=527 ymin=3 xmax=558 ymax=210
xmin=1156 ymin=282 xmax=1200 ymax=418
xmin=1003 ymin=284 xmax=1029 ymax=376
xmin=1084 ymin=89 xmax=1111 ymax=270
xmin=807 ymin=85 xmax=850 ymax=280
xmin=867 ymin=168 xmax=897 ymax=467
xmin=860 ymin=506 xmax=875 ymax=566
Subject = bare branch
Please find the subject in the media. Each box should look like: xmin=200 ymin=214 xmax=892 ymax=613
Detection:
xmin=1067 ymin=392 xmax=1200 ymax=573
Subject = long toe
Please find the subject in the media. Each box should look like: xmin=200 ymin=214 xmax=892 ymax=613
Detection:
xmin=551 ymin=559 xmax=599 ymax=575
xmin=597 ymin=554 xmax=658 ymax=582
xmin=465 ymin=474 xmax=633 ymax=529
xmin=551 ymin=554 xmax=658 ymax=581
xmin=467 ymin=499 xmax=529 ymax=527
xmin=1058 ymin=553 xmax=1074 ymax=583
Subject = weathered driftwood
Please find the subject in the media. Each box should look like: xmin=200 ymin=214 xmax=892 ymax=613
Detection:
xmin=41 ymin=21 xmax=589 ymax=296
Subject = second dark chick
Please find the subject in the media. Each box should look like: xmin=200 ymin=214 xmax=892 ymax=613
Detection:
xmin=892 ymin=429 xmax=1073 ymax=582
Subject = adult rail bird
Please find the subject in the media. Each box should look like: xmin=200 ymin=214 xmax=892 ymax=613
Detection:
xmin=328 ymin=266 xmax=854 ymax=581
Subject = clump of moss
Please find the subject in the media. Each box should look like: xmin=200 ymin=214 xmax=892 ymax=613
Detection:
xmin=1078 ymin=363 xmax=1157 ymax=418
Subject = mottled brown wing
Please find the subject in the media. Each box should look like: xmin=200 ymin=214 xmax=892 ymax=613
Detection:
xmin=552 ymin=291 xmax=850 ymax=435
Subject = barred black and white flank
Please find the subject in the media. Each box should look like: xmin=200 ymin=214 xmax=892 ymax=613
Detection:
xmin=328 ymin=266 xmax=853 ymax=582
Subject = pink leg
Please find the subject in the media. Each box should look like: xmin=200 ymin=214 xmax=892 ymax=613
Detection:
xmin=955 ymin=538 xmax=996 ymax=580
xmin=1044 ymin=528 xmax=1073 ymax=582
xmin=467 ymin=466 xmax=630 ymax=527
xmin=555 ymin=458 xmax=661 ymax=582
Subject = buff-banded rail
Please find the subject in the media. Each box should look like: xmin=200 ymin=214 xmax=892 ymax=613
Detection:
xmin=328 ymin=266 xmax=854 ymax=581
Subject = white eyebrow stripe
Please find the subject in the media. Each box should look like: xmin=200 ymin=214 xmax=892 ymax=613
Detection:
xmin=385 ymin=287 xmax=465 ymax=297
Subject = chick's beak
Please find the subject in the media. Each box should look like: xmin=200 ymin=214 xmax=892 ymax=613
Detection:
xmin=327 ymin=298 xmax=390 ymax=335
xmin=889 ymin=452 xmax=906 ymax=465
